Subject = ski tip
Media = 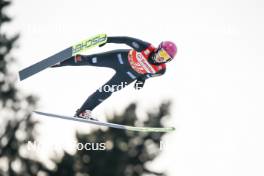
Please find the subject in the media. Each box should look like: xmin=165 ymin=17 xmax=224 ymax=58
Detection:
xmin=170 ymin=127 xmax=176 ymax=131
xmin=162 ymin=127 xmax=176 ymax=132
xmin=126 ymin=126 xmax=176 ymax=133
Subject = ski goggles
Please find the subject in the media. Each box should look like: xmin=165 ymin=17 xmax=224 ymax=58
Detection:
xmin=154 ymin=48 xmax=172 ymax=63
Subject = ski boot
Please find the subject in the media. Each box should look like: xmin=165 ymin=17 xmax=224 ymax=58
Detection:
xmin=74 ymin=109 xmax=98 ymax=121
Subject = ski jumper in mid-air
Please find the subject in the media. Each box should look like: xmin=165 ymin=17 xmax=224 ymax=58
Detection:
xmin=52 ymin=36 xmax=177 ymax=119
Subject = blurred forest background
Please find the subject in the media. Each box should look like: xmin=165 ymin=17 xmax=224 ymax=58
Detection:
xmin=0 ymin=1 xmax=173 ymax=175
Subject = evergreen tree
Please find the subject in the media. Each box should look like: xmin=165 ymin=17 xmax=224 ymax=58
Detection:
xmin=0 ymin=1 xmax=51 ymax=175
xmin=0 ymin=1 xmax=173 ymax=175
xmin=52 ymin=102 xmax=171 ymax=176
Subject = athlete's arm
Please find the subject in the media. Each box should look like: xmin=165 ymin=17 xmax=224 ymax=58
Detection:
xmin=103 ymin=36 xmax=150 ymax=51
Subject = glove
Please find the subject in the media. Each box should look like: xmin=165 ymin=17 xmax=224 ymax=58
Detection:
xmin=134 ymin=79 xmax=145 ymax=90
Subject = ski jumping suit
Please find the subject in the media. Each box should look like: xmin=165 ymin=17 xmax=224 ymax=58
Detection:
xmin=57 ymin=36 xmax=166 ymax=113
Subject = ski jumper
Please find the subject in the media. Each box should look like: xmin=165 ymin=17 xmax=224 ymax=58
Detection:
xmin=57 ymin=36 xmax=166 ymax=113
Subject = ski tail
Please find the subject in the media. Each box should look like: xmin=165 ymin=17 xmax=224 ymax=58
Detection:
xmin=19 ymin=34 xmax=107 ymax=81
xmin=19 ymin=47 xmax=72 ymax=81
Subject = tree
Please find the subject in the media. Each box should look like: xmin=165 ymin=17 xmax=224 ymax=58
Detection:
xmin=52 ymin=102 xmax=171 ymax=176
xmin=0 ymin=1 xmax=173 ymax=175
xmin=0 ymin=1 xmax=51 ymax=175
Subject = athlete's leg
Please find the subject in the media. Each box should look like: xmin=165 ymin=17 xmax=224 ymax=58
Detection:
xmin=76 ymin=71 xmax=136 ymax=115
xmin=53 ymin=49 xmax=129 ymax=70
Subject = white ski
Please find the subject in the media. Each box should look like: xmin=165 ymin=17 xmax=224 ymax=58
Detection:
xmin=34 ymin=111 xmax=175 ymax=133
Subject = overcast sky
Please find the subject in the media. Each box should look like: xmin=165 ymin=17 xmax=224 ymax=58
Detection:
xmin=5 ymin=0 xmax=264 ymax=175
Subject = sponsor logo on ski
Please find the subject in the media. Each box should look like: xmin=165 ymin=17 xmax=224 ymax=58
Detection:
xmin=73 ymin=35 xmax=107 ymax=54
